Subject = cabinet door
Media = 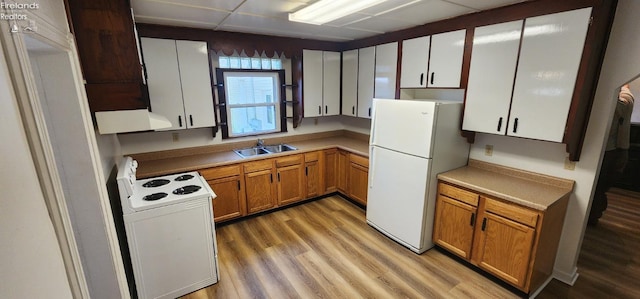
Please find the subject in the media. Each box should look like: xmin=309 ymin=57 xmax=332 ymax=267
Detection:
xmin=305 ymin=160 xmax=321 ymax=198
xmin=341 ymin=50 xmax=358 ymax=117
xmin=176 ymin=40 xmax=215 ymax=129
xmin=337 ymin=150 xmax=350 ymax=194
xmin=277 ymin=164 xmax=305 ymax=206
xmin=427 ymin=29 xmax=466 ymax=88
xmin=463 ymin=21 xmax=523 ymax=135
xmin=348 ymin=162 xmax=368 ymax=206
xmin=323 ymin=51 xmax=341 ymax=116
xmin=207 ymin=176 xmax=245 ymax=223
xmin=245 ymin=169 xmax=276 ymax=214
xmin=323 ymin=149 xmax=338 ymax=193
xmin=357 ymin=46 xmax=375 ymax=118
xmin=303 ymin=49 xmax=323 ymax=117
xmin=433 ymin=195 xmax=477 ymax=259
xmin=141 ymin=38 xmax=185 ymax=130
xmin=508 ymin=8 xmax=591 ymax=142
xmin=474 ymin=212 xmax=535 ymax=289
xmin=374 ymin=42 xmax=398 ymax=99
xmin=400 ymin=36 xmax=430 ymax=88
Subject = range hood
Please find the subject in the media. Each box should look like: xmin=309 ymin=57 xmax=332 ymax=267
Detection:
xmin=95 ymin=109 xmax=172 ymax=134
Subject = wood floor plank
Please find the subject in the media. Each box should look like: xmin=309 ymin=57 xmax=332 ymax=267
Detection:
xmin=181 ymin=191 xmax=640 ymax=298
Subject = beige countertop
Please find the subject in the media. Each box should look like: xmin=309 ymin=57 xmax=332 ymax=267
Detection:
xmin=132 ymin=131 xmax=369 ymax=178
xmin=437 ymin=160 xmax=575 ymax=211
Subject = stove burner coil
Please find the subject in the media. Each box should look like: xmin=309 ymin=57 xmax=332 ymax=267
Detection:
xmin=143 ymin=192 xmax=168 ymax=201
xmin=142 ymin=179 xmax=170 ymax=188
xmin=175 ymin=174 xmax=195 ymax=181
xmin=172 ymin=185 xmax=202 ymax=195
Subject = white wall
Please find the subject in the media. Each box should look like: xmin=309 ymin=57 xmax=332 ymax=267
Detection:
xmin=468 ymin=0 xmax=640 ymax=284
xmin=0 ymin=36 xmax=72 ymax=299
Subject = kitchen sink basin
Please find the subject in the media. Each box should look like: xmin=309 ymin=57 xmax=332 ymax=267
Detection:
xmin=233 ymin=143 xmax=297 ymax=158
xmin=263 ymin=144 xmax=297 ymax=153
xmin=233 ymin=147 xmax=271 ymax=158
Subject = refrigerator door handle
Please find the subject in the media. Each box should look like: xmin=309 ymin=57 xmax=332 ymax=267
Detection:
xmin=368 ymin=148 xmax=375 ymax=189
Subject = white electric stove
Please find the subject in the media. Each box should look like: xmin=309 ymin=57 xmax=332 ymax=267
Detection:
xmin=116 ymin=156 xmax=219 ymax=299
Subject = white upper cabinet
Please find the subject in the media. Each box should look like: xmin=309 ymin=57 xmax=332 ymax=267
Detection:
xmin=357 ymin=46 xmax=376 ymax=118
xmin=400 ymin=36 xmax=430 ymax=88
xmin=462 ymin=8 xmax=591 ymax=142
xmin=509 ymin=8 xmax=591 ymax=142
xmin=303 ymin=49 xmax=340 ymax=117
xmin=141 ymin=38 xmax=215 ymax=130
xmin=427 ymin=29 xmax=466 ymax=88
xmin=341 ymin=49 xmax=359 ymax=117
xmin=463 ymin=21 xmax=523 ymax=135
xmin=374 ymin=42 xmax=399 ymax=99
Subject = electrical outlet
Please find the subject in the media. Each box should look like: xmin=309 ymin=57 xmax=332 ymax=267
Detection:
xmin=172 ymin=132 xmax=179 ymax=142
xmin=564 ymin=157 xmax=576 ymax=170
xmin=485 ymin=145 xmax=493 ymax=156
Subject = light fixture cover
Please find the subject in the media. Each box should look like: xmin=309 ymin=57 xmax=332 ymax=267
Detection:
xmin=289 ymin=0 xmax=387 ymax=25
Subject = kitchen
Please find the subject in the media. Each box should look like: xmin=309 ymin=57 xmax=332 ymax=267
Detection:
xmin=1 ymin=0 xmax=639 ymax=298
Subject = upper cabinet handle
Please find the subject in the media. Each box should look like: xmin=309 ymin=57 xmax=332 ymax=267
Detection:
xmin=318 ymin=106 xmax=321 ymax=115
xmin=497 ymin=117 xmax=503 ymax=132
xmin=430 ymin=72 xmax=434 ymax=85
xmin=178 ymin=115 xmax=182 ymax=127
xmin=420 ymin=73 xmax=424 ymax=86
xmin=513 ymin=118 xmax=519 ymax=133
xmin=189 ymin=115 xmax=193 ymax=127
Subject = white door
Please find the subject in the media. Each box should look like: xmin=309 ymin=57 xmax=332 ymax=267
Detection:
xmin=509 ymin=8 xmax=591 ymax=141
xmin=370 ymin=99 xmax=436 ymax=158
xmin=463 ymin=21 xmax=523 ymax=135
xmin=303 ymin=49 xmax=323 ymax=117
xmin=367 ymin=146 xmax=431 ymax=251
xmin=141 ymin=38 xmax=185 ymax=130
xmin=374 ymin=42 xmax=398 ymax=99
xmin=427 ymin=29 xmax=466 ymax=88
xmin=400 ymin=36 xmax=430 ymax=88
xmin=323 ymin=51 xmax=341 ymax=116
xmin=357 ymin=46 xmax=375 ymax=118
xmin=341 ymin=49 xmax=358 ymax=117
xmin=176 ymin=40 xmax=215 ymax=129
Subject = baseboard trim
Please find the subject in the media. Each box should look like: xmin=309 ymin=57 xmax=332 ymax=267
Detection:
xmin=553 ymin=266 xmax=579 ymax=286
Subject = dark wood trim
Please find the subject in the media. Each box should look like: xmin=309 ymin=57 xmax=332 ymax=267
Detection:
xmin=291 ymin=55 xmax=303 ymax=128
xmin=136 ymin=23 xmax=343 ymax=58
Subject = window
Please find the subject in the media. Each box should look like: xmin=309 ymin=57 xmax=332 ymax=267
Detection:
xmin=217 ymin=69 xmax=287 ymax=138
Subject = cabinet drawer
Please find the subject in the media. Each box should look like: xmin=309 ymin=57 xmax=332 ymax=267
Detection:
xmin=349 ymin=154 xmax=368 ymax=168
xmin=484 ymin=196 xmax=538 ymax=227
xmin=439 ymin=183 xmax=479 ymax=206
xmin=199 ymin=164 xmax=240 ymax=180
xmin=304 ymin=151 xmax=320 ymax=162
xmin=243 ymin=159 xmax=274 ymax=173
xmin=276 ymin=154 xmax=303 ymax=167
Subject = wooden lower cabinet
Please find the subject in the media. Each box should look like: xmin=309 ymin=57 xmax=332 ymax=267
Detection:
xmin=323 ymin=149 xmax=338 ymax=194
xmin=305 ymin=151 xmax=322 ymax=198
xmin=433 ymin=181 xmax=569 ymax=293
xmin=348 ymin=154 xmax=369 ymax=205
xmin=336 ymin=149 xmax=350 ymax=194
xmin=244 ymin=159 xmax=277 ymax=214
xmin=200 ymin=165 xmax=246 ymax=223
xmin=275 ymin=155 xmax=305 ymax=206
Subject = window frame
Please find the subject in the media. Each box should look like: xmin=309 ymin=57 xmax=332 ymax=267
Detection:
xmin=216 ymin=68 xmax=287 ymax=139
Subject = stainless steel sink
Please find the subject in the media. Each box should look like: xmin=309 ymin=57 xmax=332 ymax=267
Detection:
xmin=233 ymin=143 xmax=297 ymax=158
xmin=233 ymin=147 xmax=271 ymax=158
xmin=263 ymin=144 xmax=297 ymax=153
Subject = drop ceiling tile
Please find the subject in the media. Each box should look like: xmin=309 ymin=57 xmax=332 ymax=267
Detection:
xmin=217 ymin=24 xmax=315 ymax=40
xmin=134 ymin=15 xmax=218 ymax=29
xmin=324 ymin=12 xmax=372 ymax=27
xmin=373 ymin=0 xmax=476 ymax=26
xmin=221 ymin=13 xmax=322 ymax=38
xmin=345 ymin=16 xmax=419 ymax=33
xmin=360 ymin=0 xmax=423 ymax=15
xmin=445 ymin=0 xmax=527 ymax=10
xmin=132 ymin=1 xmax=230 ymax=25
xmin=312 ymin=25 xmax=382 ymax=40
xmin=236 ymin=0 xmax=311 ymax=19
xmin=132 ymin=0 xmax=244 ymax=12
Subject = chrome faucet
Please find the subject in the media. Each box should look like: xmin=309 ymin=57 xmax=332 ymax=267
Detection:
xmin=257 ymin=138 xmax=265 ymax=147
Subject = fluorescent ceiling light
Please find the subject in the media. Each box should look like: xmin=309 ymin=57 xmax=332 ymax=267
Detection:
xmin=289 ymin=0 xmax=388 ymax=25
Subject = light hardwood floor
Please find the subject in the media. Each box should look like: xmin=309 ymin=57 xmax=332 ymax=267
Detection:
xmin=181 ymin=191 xmax=640 ymax=298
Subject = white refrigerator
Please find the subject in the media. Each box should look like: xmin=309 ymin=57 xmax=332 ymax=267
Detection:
xmin=366 ymin=98 xmax=470 ymax=253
